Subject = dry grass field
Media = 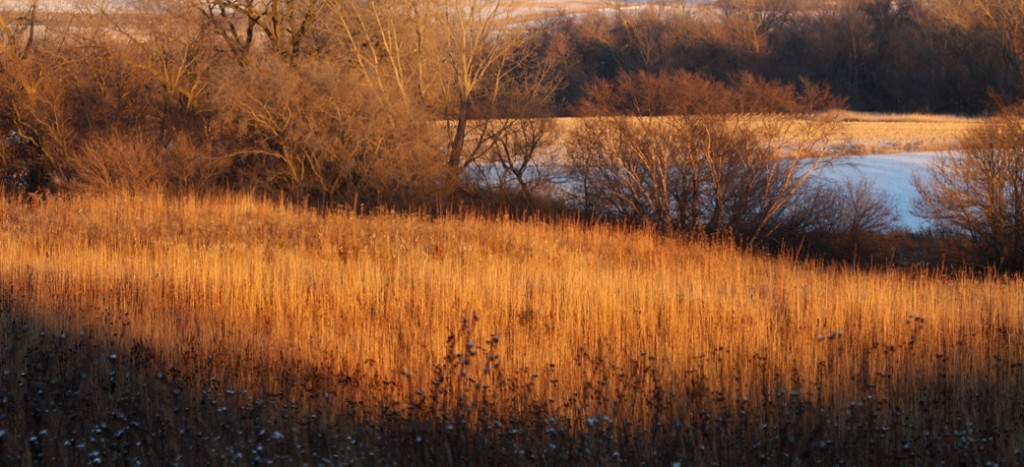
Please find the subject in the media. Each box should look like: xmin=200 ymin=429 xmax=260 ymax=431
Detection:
xmin=505 ymin=0 xmax=713 ymax=24
xmin=830 ymin=111 xmax=983 ymax=154
xmin=553 ymin=112 xmax=981 ymax=156
xmin=1 ymin=191 xmax=1022 ymax=464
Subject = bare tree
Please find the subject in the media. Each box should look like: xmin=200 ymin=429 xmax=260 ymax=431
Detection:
xmin=477 ymin=117 xmax=560 ymax=205
xmin=717 ymin=0 xmax=801 ymax=54
xmin=332 ymin=0 xmax=560 ymax=191
xmin=329 ymin=0 xmax=437 ymax=107
xmin=933 ymin=0 xmax=1024 ymax=76
xmin=567 ymin=111 xmax=838 ymax=237
xmin=914 ymin=110 xmax=1024 ymax=270
xmin=435 ymin=0 xmax=536 ymax=175
xmin=608 ymin=2 xmax=678 ymax=70
xmin=199 ymin=0 xmax=327 ymax=64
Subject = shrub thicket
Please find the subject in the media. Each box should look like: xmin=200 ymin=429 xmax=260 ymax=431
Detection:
xmin=915 ymin=107 xmax=1024 ymax=270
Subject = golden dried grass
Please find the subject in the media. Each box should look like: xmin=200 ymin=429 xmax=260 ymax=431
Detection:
xmin=552 ymin=111 xmax=982 ymax=155
xmin=831 ymin=111 xmax=983 ymax=154
xmin=1 ymin=191 xmax=1022 ymax=435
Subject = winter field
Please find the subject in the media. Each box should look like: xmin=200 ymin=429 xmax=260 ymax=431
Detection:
xmin=0 ymin=114 xmax=1019 ymax=465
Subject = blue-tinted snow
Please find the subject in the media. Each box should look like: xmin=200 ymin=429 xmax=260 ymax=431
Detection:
xmin=816 ymin=152 xmax=941 ymax=231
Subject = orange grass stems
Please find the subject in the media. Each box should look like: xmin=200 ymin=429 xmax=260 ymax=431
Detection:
xmin=1 ymin=191 xmax=1022 ymax=463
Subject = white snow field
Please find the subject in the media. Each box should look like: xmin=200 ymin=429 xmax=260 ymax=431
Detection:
xmin=815 ymin=152 xmax=941 ymax=231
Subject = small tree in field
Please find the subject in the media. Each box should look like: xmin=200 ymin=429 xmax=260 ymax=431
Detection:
xmin=914 ymin=111 xmax=1024 ymax=270
xmin=567 ymin=72 xmax=841 ymax=240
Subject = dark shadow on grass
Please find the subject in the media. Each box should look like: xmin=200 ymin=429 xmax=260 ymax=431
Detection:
xmin=2 ymin=296 xmax=1023 ymax=465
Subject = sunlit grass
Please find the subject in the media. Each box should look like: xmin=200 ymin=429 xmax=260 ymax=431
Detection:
xmin=552 ymin=112 xmax=982 ymax=155
xmin=1 ymin=191 xmax=1022 ymax=463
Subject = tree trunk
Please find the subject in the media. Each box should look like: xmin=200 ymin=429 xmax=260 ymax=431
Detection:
xmin=448 ymin=98 xmax=470 ymax=170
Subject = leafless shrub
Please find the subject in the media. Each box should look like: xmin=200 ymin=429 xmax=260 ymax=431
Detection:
xmin=0 ymin=25 xmax=167 ymax=193
xmin=790 ymin=177 xmax=900 ymax=261
xmin=0 ymin=50 xmax=77 ymax=191
xmin=71 ymin=130 xmax=165 ymax=193
xmin=576 ymin=71 xmax=730 ymax=116
xmin=831 ymin=178 xmax=900 ymax=237
xmin=160 ymin=132 xmax=233 ymax=192
xmin=567 ymin=111 xmax=839 ymax=238
xmin=729 ymin=72 xmax=844 ymax=113
xmin=568 ymin=115 xmax=704 ymax=231
xmin=576 ymin=70 xmax=841 ymax=117
xmin=914 ymin=108 xmax=1024 ymax=270
xmin=209 ymin=56 xmax=446 ymax=206
xmin=69 ymin=129 xmax=228 ymax=194
xmin=467 ymin=117 xmax=562 ymax=206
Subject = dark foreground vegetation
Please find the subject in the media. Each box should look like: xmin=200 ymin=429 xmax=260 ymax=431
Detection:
xmin=4 ymin=305 xmax=1022 ymax=465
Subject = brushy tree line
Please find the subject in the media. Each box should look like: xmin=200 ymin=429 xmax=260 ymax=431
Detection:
xmin=544 ymin=0 xmax=1024 ymax=115
xmin=1 ymin=0 xmax=1024 ymax=270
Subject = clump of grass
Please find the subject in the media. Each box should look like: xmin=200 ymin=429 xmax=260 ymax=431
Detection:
xmin=1 ymin=191 xmax=1022 ymax=464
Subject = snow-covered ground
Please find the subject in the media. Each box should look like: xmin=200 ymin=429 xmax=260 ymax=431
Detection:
xmin=0 ymin=0 xmax=76 ymax=11
xmin=815 ymin=152 xmax=940 ymax=231
xmin=473 ymin=152 xmax=943 ymax=232
xmin=0 ymin=0 xmax=128 ymax=12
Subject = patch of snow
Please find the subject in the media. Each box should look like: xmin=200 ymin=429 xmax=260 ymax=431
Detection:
xmin=815 ymin=152 xmax=941 ymax=231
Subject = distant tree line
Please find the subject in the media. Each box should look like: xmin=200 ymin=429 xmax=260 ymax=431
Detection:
xmin=538 ymin=0 xmax=1024 ymax=115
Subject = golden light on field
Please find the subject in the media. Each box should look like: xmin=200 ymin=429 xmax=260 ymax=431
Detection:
xmin=2 ymin=192 xmax=1021 ymax=433
xmin=4 ymin=0 xmax=1024 ymax=460
xmin=553 ymin=111 xmax=982 ymax=156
